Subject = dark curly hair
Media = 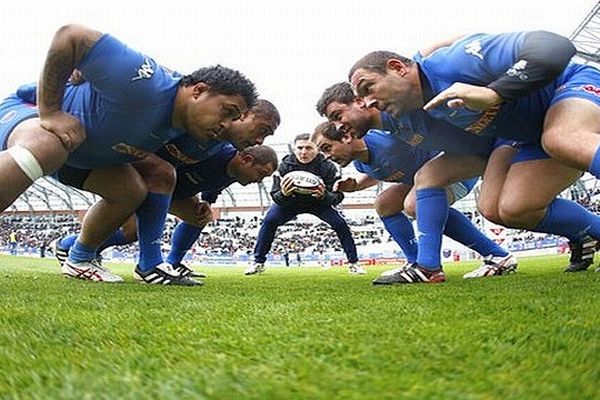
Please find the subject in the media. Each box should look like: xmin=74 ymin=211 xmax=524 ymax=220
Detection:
xmin=181 ymin=64 xmax=258 ymax=109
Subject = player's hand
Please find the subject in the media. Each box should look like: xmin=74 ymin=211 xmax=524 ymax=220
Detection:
xmin=423 ymin=82 xmax=502 ymax=112
xmin=312 ymin=184 xmax=325 ymax=199
xmin=39 ymin=111 xmax=86 ymax=152
xmin=194 ymin=200 xmax=213 ymax=226
xmin=281 ymin=176 xmax=295 ymax=196
xmin=334 ymin=177 xmax=358 ymax=192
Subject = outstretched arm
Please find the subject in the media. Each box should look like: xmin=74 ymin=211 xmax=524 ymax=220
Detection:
xmin=38 ymin=24 xmax=103 ymax=151
xmin=334 ymin=174 xmax=378 ymax=192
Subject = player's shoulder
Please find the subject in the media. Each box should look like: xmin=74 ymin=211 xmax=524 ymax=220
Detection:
xmin=418 ymin=32 xmax=516 ymax=63
xmin=363 ymin=128 xmax=395 ymax=149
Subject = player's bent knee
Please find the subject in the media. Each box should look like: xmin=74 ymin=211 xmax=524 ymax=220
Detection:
xmin=134 ymin=155 xmax=176 ymax=193
xmin=7 ymin=146 xmax=45 ymax=182
xmin=149 ymin=161 xmax=176 ymax=192
xmin=374 ymin=196 xmax=392 ymax=216
xmin=414 ymin=167 xmax=447 ymax=189
xmin=477 ymin=202 xmax=502 ymax=225
xmin=540 ymin=128 xmax=564 ymax=157
xmin=497 ymin=200 xmax=531 ymax=229
xmin=403 ymin=201 xmax=416 ymax=218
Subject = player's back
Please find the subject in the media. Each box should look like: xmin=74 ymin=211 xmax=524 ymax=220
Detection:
xmin=61 ymin=78 xmax=181 ymax=169
xmin=416 ymin=32 xmax=584 ymax=143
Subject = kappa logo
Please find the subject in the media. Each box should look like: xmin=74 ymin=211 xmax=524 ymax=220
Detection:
xmin=581 ymin=84 xmax=600 ymax=97
xmin=131 ymin=58 xmax=155 ymax=82
xmin=506 ymin=60 xmax=529 ymax=81
xmin=465 ymin=39 xmax=484 ymax=60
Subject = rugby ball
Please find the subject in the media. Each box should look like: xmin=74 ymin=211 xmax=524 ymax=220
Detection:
xmin=283 ymin=171 xmax=324 ymax=195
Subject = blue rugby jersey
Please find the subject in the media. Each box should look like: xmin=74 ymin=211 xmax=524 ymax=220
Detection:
xmin=353 ymin=129 xmax=438 ymax=184
xmin=415 ymin=32 xmax=594 ymax=142
xmin=157 ymin=135 xmax=225 ymax=168
xmin=380 ymin=110 xmax=495 ymax=157
xmin=54 ymin=34 xmax=184 ymax=168
xmin=172 ymin=142 xmax=237 ymax=201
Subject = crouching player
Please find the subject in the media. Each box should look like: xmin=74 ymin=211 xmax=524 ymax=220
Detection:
xmin=52 ymin=144 xmax=278 ymax=285
xmin=311 ymin=121 xmax=516 ymax=284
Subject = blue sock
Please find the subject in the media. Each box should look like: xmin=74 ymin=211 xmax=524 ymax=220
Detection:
xmin=136 ymin=192 xmax=171 ymax=271
xmin=67 ymin=238 xmax=96 ymax=263
xmin=381 ymin=213 xmax=417 ymax=263
xmin=444 ymin=208 xmax=508 ymax=257
xmin=415 ymin=188 xmax=448 ymax=269
xmin=58 ymin=234 xmax=77 ymax=251
xmin=589 ymin=146 xmax=600 ymax=179
xmin=97 ymin=229 xmax=129 ymax=253
xmin=166 ymin=222 xmax=203 ymax=265
xmin=535 ymin=198 xmax=600 ymax=241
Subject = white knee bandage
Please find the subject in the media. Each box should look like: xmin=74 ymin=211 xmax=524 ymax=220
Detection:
xmin=7 ymin=145 xmax=45 ymax=182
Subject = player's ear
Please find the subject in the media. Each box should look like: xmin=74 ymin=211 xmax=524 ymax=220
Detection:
xmin=342 ymin=133 xmax=353 ymax=143
xmin=355 ymin=97 xmax=366 ymax=109
xmin=192 ymin=82 xmax=210 ymax=98
xmin=241 ymin=153 xmax=255 ymax=165
xmin=387 ymin=59 xmax=406 ymax=75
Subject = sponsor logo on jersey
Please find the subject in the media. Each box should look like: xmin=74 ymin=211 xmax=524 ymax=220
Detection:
xmin=465 ymin=104 xmax=500 ymax=134
xmin=112 ymin=143 xmax=150 ymax=159
xmin=384 ymin=170 xmax=406 ymax=182
xmin=506 ymin=60 xmax=529 ymax=81
xmin=0 ymin=110 xmax=17 ymax=124
xmin=581 ymin=84 xmax=600 ymax=97
xmin=406 ymin=133 xmax=424 ymax=146
xmin=131 ymin=58 xmax=155 ymax=82
xmin=465 ymin=39 xmax=484 ymax=60
xmin=163 ymin=143 xmax=198 ymax=165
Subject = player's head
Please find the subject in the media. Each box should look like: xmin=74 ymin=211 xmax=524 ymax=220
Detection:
xmin=229 ymin=145 xmax=278 ymax=185
xmin=316 ymin=82 xmax=376 ymax=138
xmin=223 ymin=99 xmax=281 ymax=149
xmin=293 ymin=133 xmax=319 ymax=164
xmin=311 ymin=121 xmax=356 ymax=167
xmin=177 ymin=65 xmax=258 ymax=141
xmin=349 ymin=51 xmax=421 ymax=118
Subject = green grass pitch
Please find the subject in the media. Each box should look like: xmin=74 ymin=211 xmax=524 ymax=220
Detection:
xmin=0 ymin=254 xmax=599 ymax=399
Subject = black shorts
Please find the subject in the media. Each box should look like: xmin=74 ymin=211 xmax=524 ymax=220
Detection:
xmin=56 ymin=164 xmax=93 ymax=190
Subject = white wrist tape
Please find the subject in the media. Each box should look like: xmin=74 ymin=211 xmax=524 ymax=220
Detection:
xmin=7 ymin=145 xmax=45 ymax=181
